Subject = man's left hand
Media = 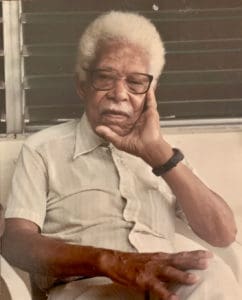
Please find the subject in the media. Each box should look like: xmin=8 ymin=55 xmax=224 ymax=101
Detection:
xmin=95 ymin=88 xmax=173 ymax=167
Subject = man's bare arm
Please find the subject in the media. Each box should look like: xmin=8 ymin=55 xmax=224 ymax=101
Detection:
xmin=2 ymin=218 xmax=104 ymax=278
xmin=2 ymin=218 xmax=212 ymax=300
xmin=96 ymin=87 xmax=237 ymax=247
xmin=161 ymin=162 xmax=237 ymax=246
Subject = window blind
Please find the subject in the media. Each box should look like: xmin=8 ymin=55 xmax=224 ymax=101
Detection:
xmin=5 ymin=0 xmax=242 ymax=132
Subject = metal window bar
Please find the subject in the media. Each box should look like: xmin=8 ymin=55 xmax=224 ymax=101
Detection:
xmin=3 ymin=0 xmax=23 ymax=134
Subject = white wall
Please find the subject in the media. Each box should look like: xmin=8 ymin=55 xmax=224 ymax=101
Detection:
xmin=166 ymin=128 xmax=242 ymax=211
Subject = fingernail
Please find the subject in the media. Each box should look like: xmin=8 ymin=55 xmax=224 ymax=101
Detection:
xmin=188 ymin=273 xmax=199 ymax=282
xmin=199 ymin=258 xmax=209 ymax=268
xmin=169 ymin=294 xmax=178 ymax=300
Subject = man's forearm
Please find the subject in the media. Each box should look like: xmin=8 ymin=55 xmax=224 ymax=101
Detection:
xmin=139 ymin=137 xmax=237 ymax=247
xmin=161 ymin=162 xmax=237 ymax=247
xmin=2 ymin=220 xmax=109 ymax=279
xmin=2 ymin=218 xmax=215 ymax=300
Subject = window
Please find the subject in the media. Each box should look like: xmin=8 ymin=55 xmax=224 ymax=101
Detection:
xmin=1 ymin=0 xmax=242 ymax=134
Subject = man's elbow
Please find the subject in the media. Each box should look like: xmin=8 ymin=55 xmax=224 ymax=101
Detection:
xmin=193 ymin=221 xmax=238 ymax=247
xmin=204 ymin=227 xmax=237 ymax=248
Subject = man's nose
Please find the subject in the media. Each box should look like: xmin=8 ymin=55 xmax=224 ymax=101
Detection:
xmin=107 ymin=78 xmax=128 ymax=102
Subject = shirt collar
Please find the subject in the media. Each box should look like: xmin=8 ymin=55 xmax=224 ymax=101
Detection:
xmin=73 ymin=113 xmax=107 ymax=159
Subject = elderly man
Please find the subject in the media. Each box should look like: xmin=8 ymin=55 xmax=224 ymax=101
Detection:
xmin=2 ymin=11 xmax=242 ymax=300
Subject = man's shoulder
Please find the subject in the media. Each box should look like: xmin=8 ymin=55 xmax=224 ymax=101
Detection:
xmin=24 ymin=119 xmax=79 ymax=150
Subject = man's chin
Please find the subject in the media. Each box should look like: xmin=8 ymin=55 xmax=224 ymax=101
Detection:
xmin=107 ymin=124 xmax=131 ymax=136
xmin=98 ymin=116 xmax=135 ymax=136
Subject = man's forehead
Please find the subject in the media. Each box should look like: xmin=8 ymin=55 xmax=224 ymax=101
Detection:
xmin=92 ymin=40 xmax=150 ymax=73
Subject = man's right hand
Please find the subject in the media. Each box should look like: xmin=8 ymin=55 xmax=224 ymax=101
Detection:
xmin=3 ymin=218 xmax=213 ymax=300
xmin=101 ymin=249 xmax=213 ymax=300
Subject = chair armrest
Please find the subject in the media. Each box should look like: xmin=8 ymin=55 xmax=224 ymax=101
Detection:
xmin=0 ymin=255 xmax=32 ymax=300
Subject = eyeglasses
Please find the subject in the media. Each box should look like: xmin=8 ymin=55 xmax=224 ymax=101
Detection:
xmin=84 ymin=68 xmax=153 ymax=94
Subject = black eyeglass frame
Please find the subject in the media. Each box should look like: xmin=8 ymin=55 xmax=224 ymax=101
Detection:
xmin=83 ymin=68 xmax=153 ymax=95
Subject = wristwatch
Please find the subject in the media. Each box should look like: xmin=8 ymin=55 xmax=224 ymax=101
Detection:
xmin=152 ymin=148 xmax=184 ymax=176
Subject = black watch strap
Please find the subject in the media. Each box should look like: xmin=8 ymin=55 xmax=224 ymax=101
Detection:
xmin=152 ymin=148 xmax=184 ymax=176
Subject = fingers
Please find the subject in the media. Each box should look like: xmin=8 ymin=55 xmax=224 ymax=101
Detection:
xmin=147 ymin=278 xmax=178 ymax=300
xmin=146 ymin=87 xmax=157 ymax=110
xmin=95 ymin=125 xmax=121 ymax=146
xmin=158 ymin=265 xmax=199 ymax=285
xmin=112 ymin=250 xmax=212 ymax=300
xmin=170 ymin=250 xmax=213 ymax=270
xmin=144 ymin=256 xmax=202 ymax=300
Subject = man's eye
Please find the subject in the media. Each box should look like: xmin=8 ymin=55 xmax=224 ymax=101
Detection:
xmin=97 ymin=73 xmax=113 ymax=80
xmin=128 ymin=79 xmax=144 ymax=85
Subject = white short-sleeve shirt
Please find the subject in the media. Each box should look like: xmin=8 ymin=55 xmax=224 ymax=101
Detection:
xmin=5 ymin=114 xmax=177 ymax=254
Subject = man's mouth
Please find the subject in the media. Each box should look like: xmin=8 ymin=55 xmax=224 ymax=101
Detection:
xmin=101 ymin=109 xmax=129 ymax=119
xmin=99 ymin=109 xmax=134 ymax=135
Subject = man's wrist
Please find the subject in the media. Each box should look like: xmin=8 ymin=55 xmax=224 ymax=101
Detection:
xmin=97 ymin=248 xmax=118 ymax=276
xmin=152 ymin=148 xmax=184 ymax=176
xmin=142 ymin=140 xmax=174 ymax=168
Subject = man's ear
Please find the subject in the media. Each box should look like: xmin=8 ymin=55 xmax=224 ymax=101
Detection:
xmin=75 ymin=74 xmax=87 ymax=101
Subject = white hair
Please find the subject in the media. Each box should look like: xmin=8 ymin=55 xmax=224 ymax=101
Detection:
xmin=75 ymin=11 xmax=165 ymax=81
